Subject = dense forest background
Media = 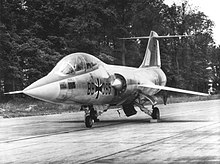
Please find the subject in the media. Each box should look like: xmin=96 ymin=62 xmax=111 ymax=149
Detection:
xmin=0 ymin=0 xmax=220 ymax=101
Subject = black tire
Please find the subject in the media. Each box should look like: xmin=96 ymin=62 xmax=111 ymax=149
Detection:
xmin=85 ymin=116 xmax=94 ymax=128
xmin=151 ymin=107 xmax=160 ymax=120
xmin=90 ymin=107 xmax=99 ymax=122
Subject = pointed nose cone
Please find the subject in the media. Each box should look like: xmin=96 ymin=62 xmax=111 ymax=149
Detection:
xmin=23 ymin=76 xmax=60 ymax=103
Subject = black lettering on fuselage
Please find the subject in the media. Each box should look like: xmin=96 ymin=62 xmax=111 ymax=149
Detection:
xmin=87 ymin=79 xmax=111 ymax=99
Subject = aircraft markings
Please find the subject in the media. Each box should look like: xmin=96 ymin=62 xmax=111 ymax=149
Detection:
xmin=87 ymin=78 xmax=111 ymax=99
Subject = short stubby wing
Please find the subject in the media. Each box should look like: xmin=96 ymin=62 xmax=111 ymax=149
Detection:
xmin=138 ymin=84 xmax=209 ymax=96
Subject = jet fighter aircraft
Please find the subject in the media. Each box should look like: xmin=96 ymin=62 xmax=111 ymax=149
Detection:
xmin=6 ymin=31 xmax=209 ymax=128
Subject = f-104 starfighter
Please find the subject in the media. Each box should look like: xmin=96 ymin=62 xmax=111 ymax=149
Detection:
xmin=6 ymin=31 xmax=209 ymax=127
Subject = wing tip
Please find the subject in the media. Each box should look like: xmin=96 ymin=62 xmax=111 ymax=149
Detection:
xmin=4 ymin=90 xmax=23 ymax=95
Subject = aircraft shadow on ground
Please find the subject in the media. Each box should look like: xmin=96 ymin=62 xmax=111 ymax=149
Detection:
xmin=54 ymin=118 xmax=209 ymax=124
xmin=159 ymin=119 xmax=209 ymax=123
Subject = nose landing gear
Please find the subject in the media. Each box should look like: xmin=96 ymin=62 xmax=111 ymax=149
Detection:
xmin=84 ymin=105 xmax=99 ymax=128
xmin=85 ymin=115 xmax=94 ymax=128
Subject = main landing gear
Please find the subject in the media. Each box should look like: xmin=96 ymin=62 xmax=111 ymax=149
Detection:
xmin=84 ymin=105 xmax=99 ymax=128
xmin=135 ymin=94 xmax=160 ymax=121
xmin=151 ymin=106 xmax=160 ymax=120
xmin=138 ymin=105 xmax=160 ymax=120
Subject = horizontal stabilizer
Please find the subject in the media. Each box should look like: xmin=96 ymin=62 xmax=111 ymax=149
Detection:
xmin=119 ymin=34 xmax=189 ymax=40
xmin=138 ymin=84 xmax=209 ymax=96
xmin=4 ymin=90 xmax=24 ymax=95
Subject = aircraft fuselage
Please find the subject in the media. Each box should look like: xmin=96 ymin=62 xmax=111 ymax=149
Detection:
xmin=29 ymin=64 xmax=166 ymax=106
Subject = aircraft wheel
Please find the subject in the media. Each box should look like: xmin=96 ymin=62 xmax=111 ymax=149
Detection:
xmin=89 ymin=107 xmax=99 ymax=122
xmin=151 ymin=107 xmax=160 ymax=120
xmin=85 ymin=116 xmax=94 ymax=128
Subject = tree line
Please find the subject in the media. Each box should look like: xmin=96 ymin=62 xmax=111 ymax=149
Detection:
xmin=0 ymin=0 xmax=220 ymax=101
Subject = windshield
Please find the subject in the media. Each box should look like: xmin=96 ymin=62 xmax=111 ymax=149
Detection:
xmin=51 ymin=52 xmax=101 ymax=76
xmin=60 ymin=63 xmax=75 ymax=75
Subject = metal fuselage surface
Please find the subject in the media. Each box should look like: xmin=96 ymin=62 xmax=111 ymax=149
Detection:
xmin=32 ymin=63 xmax=166 ymax=106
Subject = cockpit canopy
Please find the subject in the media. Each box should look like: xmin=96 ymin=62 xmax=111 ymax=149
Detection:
xmin=50 ymin=52 xmax=102 ymax=76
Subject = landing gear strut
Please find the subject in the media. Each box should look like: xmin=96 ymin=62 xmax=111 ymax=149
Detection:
xmin=135 ymin=94 xmax=160 ymax=121
xmin=84 ymin=105 xmax=99 ymax=128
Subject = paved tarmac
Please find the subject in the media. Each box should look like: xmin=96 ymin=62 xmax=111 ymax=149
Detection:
xmin=0 ymin=99 xmax=220 ymax=164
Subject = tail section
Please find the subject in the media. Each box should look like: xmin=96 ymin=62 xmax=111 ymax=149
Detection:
xmin=119 ymin=30 xmax=188 ymax=68
xmin=140 ymin=31 xmax=160 ymax=68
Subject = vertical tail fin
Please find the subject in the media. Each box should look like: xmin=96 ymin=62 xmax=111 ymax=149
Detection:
xmin=140 ymin=31 xmax=161 ymax=68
